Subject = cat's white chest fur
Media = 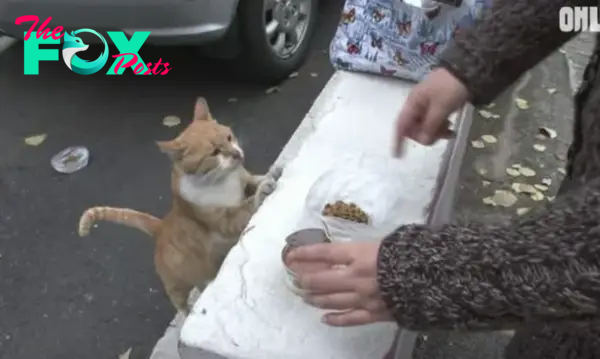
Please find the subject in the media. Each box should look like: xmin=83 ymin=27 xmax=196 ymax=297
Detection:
xmin=179 ymin=170 xmax=244 ymax=207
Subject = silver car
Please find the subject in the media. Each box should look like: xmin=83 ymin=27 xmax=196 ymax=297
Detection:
xmin=0 ymin=0 xmax=319 ymax=83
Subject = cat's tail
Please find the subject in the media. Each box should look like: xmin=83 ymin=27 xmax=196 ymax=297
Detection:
xmin=78 ymin=207 xmax=161 ymax=237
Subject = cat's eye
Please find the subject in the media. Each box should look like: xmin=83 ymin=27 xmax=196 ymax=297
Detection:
xmin=212 ymin=148 xmax=220 ymax=156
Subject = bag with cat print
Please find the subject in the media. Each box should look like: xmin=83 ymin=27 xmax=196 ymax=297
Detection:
xmin=329 ymin=0 xmax=491 ymax=82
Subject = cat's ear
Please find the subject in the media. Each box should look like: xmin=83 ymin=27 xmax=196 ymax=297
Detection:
xmin=193 ymin=97 xmax=213 ymax=122
xmin=157 ymin=140 xmax=184 ymax=161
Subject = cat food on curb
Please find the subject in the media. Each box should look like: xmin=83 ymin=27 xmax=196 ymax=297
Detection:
xmin=51 ymin=146 xmax=90 ymax=173
xmin=282 ymin=228 xmax=331 ymax=295
xmin=322 ymin=200 xmax=370 ymax=224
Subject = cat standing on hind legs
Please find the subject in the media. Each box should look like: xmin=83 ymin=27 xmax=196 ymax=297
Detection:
xmin=78 ymin=97 xmax=283 ymax=316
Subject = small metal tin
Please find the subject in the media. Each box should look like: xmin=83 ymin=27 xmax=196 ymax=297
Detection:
xmin=51 ymin=146 xmax=89 ymax=174
xmin=286 ymin=228 xmax=331 ymax=247
xmin=282 ymin=228 xmax=331 ymax=263
xmin=281 ymin=228 xmax=331 ymax=295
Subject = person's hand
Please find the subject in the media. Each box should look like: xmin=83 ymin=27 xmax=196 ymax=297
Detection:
xmin=394 ymin=68 xmax=470 ymax=157
xmin=285 ymin=241 xmax=393 ymax=326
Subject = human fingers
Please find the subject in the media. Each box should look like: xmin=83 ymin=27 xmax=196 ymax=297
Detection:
xmin=432 ymin=119 xmax=455 ymax=141
xmin=322 ymin=308 xmax=391 ymax=327
xmin=393 ymin=92 xmax=427 ymax=157
xmin=305 ymin=284 xmax=385 ymax=310
xmin=303 ymin=291 xmax=361 ymax=310
xmin=438 ymin=124 xmax=455 ymax=139
xmin=286 ymin=243 xmax=354 ymax=266
xmin=415 ymin=103 xmax=456 ymax=145
xmin=285 ymin=260 xmax=331 ymax=275
xmin=296 ymin=267 xmax=354 ymax=294
xmin=393 ymin=109 xmax=416 ymax=157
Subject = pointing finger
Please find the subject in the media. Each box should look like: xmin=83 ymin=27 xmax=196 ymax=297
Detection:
xmin=394 ymin=94 xmax=426 ymax=157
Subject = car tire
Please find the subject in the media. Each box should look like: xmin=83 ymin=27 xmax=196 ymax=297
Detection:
xmin=234 ymin=0 xmax=319 ymax=85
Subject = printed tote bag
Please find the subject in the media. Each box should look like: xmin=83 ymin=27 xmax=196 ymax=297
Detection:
xmin=330 ymin=0 xmax=490 ymax=82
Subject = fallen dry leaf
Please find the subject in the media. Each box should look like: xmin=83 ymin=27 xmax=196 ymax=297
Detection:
xmin=519 ymin=166 xmax=536 ymax=177
xmin=558 ymin=168 xmax=567 ymax=175
xmin=481 ymin=134 xmax=498 ymax=144
xmin=539 ymin=127 xmax=557 ymax=139
xmin=24 ymin=134 xmax=47 ymax=146
xmin=492 ymin=189 xmax=518 ymax=207
xmin=162 ymin=115 xmax=181 ymax=127
xmin=542 ymin=178 xmax=552 ymax=186
xmin=512 ymin=163 xmax=522 ymax=168
xmin=478 ymin=110 xmax=496 ymax=119
xmin=512 ymin=182 xmax=537 ymax=194
xmin=534 ymin=184 xmax=549 ymax=191
xmin=478 ymin=168 xmax=488 ymax=176
xmin=547 ymin=88 xmax=557 ymax=94
xmin=485 ymin=103 xmax=496 ymax=109
xmin=511 ymin=183 xmax=521 ymax=193
xmin=482 ymin=196 xmax=496 ymax=206
xmin=516 ymin=207 xmax=531 ymax=216
xmin=118 ymin=347 xmax=132 ymax=359
xmin=533 ymin=143 xmax=546 ymax=152
xmin=547 ymin=196 xmax=556 ymax=201
xmin=555 ymin=153 xmax=567 ymax=161
xmin=288 ymin=72 xmax=299 ymax=79
xmin=531 ymin=191 xmax=545 ymax=201
xmin=265 ymin=86 xmax=280 ymax=94
xmin=471 ymin=140 xmax=485 ymax=148
xmin=515 ymin=98 xmax=530 ymax=110
xmin=506 ymin=168 xmax=520 ymax=177
xmin=310 ymin=72 xmax=318 ymax=77
xmin=482 ymin=180 xmax=491 ymax=187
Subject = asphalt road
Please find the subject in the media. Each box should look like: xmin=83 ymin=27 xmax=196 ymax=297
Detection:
xmin=0 ymin=2 xmax=340 ymax=358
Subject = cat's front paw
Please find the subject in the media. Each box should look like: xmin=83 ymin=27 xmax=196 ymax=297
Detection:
xmin=253 ymin=177 xmax=278 ymax=209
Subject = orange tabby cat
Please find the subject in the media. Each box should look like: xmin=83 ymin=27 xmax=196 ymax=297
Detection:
xmin=78 ymin=97 xmax=282 ymax=315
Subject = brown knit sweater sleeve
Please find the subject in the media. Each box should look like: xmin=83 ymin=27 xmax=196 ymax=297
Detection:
xmin=439 ymin=0 xmax=595 ymax=106
xmin=377 ymin=177 xmax=600 ymax=331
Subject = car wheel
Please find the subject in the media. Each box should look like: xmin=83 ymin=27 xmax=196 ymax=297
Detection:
xmin=234 ymin=0 xmax=319 ymax=85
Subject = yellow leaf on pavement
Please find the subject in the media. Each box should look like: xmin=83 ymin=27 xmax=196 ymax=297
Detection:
xmin=24 ymin=134 xmax=47 ymax=146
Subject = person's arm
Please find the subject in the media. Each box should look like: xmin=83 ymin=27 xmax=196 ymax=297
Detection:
xmin=377 ymin=177 xmax=600 ymax=331
xmin=440 ymin=0 xmax=595 ymax=106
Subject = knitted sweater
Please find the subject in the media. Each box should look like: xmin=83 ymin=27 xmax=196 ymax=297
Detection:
xmin=377 ymin=0 xmax=600 ymax=334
